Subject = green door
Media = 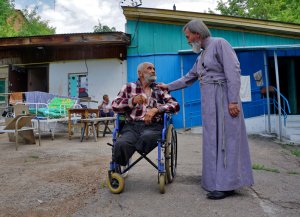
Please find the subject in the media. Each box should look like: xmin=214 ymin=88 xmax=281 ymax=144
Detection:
xmin=0 ymin=79 xmax=5 ymax=102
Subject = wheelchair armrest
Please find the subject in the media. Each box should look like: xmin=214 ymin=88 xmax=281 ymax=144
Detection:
xmin=163 ymin=112 xmax=173 ymax=129
xmin=164 ymin=112 xmax=172 ymax=119
xmin=113 ymin=113 xmax=126 ymax=136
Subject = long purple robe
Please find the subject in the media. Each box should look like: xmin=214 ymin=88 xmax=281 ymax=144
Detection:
xmin=168 ymin=37 xmax=254 ymax=191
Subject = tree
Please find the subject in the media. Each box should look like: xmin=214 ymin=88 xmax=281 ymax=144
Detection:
xmin=93 ymin=21 xmax=116 ymax=32
xmin=18 ymin=7 xmax=55 ymax=36
xmin=0 ymin=0 xmax=16 ymax=36
xmin=210 ymin=0 xmax=300 ymax=24
xmin=0 ymin=0 xmax=55 ymax=37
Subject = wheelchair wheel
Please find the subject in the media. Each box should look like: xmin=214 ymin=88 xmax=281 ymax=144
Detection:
xmin=165 ymin=124 xmax=177 ymax=183
xmin=158 ymin=173 xmax=166 ymax=194
xmin=172 ymin=129 xmax=178 ymax=178
xmin=107 ymin=172 xmax=125 ymax=194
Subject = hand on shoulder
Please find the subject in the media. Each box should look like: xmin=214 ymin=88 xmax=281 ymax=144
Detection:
xmin=156 ymin=83 xmax=168 ymax=91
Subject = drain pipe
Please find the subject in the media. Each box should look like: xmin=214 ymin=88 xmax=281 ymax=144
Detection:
xmin=274 ymin=50 xmax=282 ymax=141
xmin=263 ymin=51 xmax=271 ymax=133
xmin=180 ymin=56 xmax=186 ymax=129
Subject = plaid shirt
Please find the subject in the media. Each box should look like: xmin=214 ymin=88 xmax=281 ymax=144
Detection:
xmin=112 ymin=80 xmax=180 ymax=122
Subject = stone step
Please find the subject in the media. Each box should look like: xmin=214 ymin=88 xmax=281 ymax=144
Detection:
xmin=285 ymin=127 xmax=300 ymax=135
xmin=285 ymin=116 xmax=300 ymax=131
xmin=286 ymin=121 xmax=300 ymax=128
xmin=289 ymin=134 xmax=300 ymax=143
xmin=190 ymin=126 xmax=202 ymax=134
xmin=286 ymin=116 xmax=300 ymax=121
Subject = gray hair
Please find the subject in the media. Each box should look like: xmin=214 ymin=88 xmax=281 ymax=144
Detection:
xmin=137 ymin=62 xmax=153 ymax=75
xmin=183 ymin=19 xmax=211 ymax=39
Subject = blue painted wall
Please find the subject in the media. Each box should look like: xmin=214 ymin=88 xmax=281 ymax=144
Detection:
xmin=127 ymin=49 xmax=300 ymax=128
xmin=236 ymin=51 xmax=267 ymax=118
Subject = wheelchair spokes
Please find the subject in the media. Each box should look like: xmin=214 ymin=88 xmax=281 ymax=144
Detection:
xmin=165 ymin=124 xmax=178 ymax=183
xmin=171 ymin=128 xmax=178 ymax=178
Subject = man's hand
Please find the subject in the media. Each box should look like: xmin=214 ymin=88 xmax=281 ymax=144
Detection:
xmin=144 ymin=108 xmax=159 ymax=124
xmin=228 ymin=103 xmax=240 ymax=117
xmin=156 ymin=83 xmax=168 ymax=90
xmin=133 ymin=94 xmax=147 ymax=106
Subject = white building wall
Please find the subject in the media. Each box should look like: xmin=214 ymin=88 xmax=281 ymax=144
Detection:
xmin=49 ymin=59 xmax=127 ymax=107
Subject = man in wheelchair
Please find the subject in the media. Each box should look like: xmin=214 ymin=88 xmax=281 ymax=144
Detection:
xmin=108 ymin=62 xmax=180 ymax=193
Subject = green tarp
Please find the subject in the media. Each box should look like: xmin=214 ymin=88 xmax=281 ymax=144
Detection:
xmin=29 ymin=97 xmax=76 ymax=118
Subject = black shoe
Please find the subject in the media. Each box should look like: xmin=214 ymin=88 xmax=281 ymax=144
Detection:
xmin=207 ymin=190 xmax=235 ymax=200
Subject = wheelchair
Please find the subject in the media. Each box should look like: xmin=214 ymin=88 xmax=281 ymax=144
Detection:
xmin=107 ymin=113 xmax=178 ymax=194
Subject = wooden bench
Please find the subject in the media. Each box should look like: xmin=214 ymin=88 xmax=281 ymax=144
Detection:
xmin=80 ymin=117 xmax=116 ymax=142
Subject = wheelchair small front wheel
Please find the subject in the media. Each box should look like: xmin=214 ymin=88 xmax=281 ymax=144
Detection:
xmin=158 ymin=173 xmax=166 ymax=194
xmin=107 ymin=172 xmax=125 ymax=194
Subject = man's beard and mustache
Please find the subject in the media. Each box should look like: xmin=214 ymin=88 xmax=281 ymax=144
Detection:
xmin=191 ymin=41 xmax=202 ymax=53
xmin=145 ymin=74 xmax=157 ymax=83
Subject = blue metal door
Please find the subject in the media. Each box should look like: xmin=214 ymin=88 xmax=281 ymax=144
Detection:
xmin=180 ymin=53 xmax=202 ymax=127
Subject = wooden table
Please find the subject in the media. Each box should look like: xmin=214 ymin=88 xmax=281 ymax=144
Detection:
xmin=68 ymin=108 xmax=99 ymax=139
xmin=80 ymin=116 xmax=116 ymax=142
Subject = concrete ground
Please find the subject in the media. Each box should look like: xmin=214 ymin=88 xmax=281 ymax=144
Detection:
xmin=0 ymin=128 xmax=300 ymax=217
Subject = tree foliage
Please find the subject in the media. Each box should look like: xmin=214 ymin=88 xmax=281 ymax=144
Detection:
xmin=0 ymin=0 xmax=16 ymax=36
xmin=18 ymin=7 xmax=55 ymax=36
xmin=211 ymin=0 xmax=300 ymax=24
xmin=93 ymin=21 xmax=116 ymax=32
xmin=0 ymin=0 xmax=55 ymax=37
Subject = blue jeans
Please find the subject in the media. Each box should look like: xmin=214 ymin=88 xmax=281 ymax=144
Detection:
xmin=99 ymin=109 xmax=114 ymax=117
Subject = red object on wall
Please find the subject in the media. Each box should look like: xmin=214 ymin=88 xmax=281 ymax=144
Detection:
xmin=79 ymin=87 xmax=86 ymax=93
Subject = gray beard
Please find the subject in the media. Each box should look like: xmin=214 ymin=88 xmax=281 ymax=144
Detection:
xmin=191 ymin=41 xmax=202 ymax=53
xmin=145 ymin=75 xmax=156 ymax=83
